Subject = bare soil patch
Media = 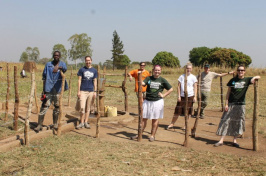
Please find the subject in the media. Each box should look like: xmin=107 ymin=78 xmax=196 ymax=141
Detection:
xmin=1 ymin=102 xmax=265 ymax=158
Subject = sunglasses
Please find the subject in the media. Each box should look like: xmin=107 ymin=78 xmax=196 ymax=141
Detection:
xmin=140 ymin=65 xmax=146 ymax=66
xmin=237 ymin=70 xmax=245 ymax=72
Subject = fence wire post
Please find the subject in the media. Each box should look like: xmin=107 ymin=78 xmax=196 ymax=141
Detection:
xmin=5 ymin=63 xmax=10 ymax=121
xmin=183 ymin=68 xmax=189 ymax=147
xmin=137 ymin=72 xmax=143 ymax=142
xmin=24 ymin=71 xmax=35 ymax=146
xmin=13 ymin=66 xmax=19 ymax=131
xmin=253 ymin=79 xmax=259 ymax=151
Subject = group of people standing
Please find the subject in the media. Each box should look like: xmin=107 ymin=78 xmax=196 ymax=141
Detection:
xmin=128 ymin=62 xmax=260 ymax=148
xmin=34 ymin=52 xmax=260 ymax=148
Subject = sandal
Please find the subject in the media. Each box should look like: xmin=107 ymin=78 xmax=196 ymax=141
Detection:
xmin=165 ymin=124 xmax=174 ymax=130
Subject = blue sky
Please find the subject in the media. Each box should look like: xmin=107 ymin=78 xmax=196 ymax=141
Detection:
xmin=1 ymin=0 xmax=266 ymax=67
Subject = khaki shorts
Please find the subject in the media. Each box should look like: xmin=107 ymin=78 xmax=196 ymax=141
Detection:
xmin=79 ymin=91 xmax=94 ymax=114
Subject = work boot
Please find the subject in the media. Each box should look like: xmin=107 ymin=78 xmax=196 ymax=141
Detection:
xmin=34 ymin=115 xmax=44 ymax=132
xmin=53 ymin=113 xmax=59 ymax=130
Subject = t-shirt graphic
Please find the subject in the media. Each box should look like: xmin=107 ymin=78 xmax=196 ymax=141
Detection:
xmin=84 ymin=71 xmax=94 ymax=80
xmin=150 ymin=82 xmax=161 ymax=92
xmin=233 ymin=81 xmax=245 ymax=89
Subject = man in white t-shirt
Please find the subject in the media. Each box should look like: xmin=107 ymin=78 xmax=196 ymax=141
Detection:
xmin=198 ymin=64 xmax=234 ymax=119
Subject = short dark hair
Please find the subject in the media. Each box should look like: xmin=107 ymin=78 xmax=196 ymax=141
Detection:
xmin=53 ymin=51 xmax=61 ymax=57
xmin=139 ymin=62 xmax=146 ymax=66
xmin=85 ymin=56 xmax=92 ymax=61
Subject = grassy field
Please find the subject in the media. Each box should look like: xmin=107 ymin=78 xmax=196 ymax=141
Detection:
xmin=0 ymin=62 xmax=266 ymax=175
xmin=0 ymin=62 xmax=265 ymax=137
xmin=0 ymin=133 xmax=265 ymax=175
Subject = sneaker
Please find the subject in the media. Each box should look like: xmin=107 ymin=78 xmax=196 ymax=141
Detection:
xmin=130 ymin=135 xmax=138 ymax=140
xmin=76 ymin=123 xmax=84 ymax=130
xmin=214 ymin=142 xmax=223 ymax=147
xmin=84 ymin=123 xmax=91 ymax=129
xmin=149 ymin=137 xmax=155 ymax=142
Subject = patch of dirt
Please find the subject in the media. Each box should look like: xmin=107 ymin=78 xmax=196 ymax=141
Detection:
xmin=1 ymin=102 xmax=265 ymax=157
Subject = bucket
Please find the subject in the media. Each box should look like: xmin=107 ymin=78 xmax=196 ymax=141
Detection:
xmin=107 ymin=106 xmax=117 ymax=117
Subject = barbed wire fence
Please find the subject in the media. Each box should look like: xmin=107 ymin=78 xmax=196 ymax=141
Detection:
xmin=0 ymin=63 xmax=264 ymax=150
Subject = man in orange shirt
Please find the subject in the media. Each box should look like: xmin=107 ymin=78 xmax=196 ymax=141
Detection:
xmin=128 ymin=62 xmax=150 ymax=99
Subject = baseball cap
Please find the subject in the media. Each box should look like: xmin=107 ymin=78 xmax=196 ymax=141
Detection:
xmin=204 ymin=64 xmax=210 ymax=68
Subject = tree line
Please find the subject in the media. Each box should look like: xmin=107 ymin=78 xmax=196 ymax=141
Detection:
xmin=189 ymin=46 xmax=252 ymax=68
xmin=19 ymin=32 xmax=253 ymax=69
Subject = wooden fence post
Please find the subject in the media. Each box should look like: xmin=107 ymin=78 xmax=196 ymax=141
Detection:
xmin=24 ymin=71 xmax=35 ymax=146
xmin=68 ymin=66 xmax=73 ymax=107
xmin=13 ymin=66 xmax=19 ymax=131
xmin=220 ymin=73 xmax=224 ymax=112
xmin=96 ymin=65 xmax=101 ymax=138
xmin=191 ymin=70 xmax=201 ymax=137
xmin=122 ymin=66 xmax=128 ymax=113
xmin=183 ymin=68 xmax=189 ymax=147
xmin=5 ymin=63 xmax=10 ymax=121
xmin=137 ymin=72 xmax=143 ymax=142
xmin=34 ymin=77 xmax=39 ymax=114
xmin=253 ymin=79 xmax=259 ymax=151
xmin=57 ymin=71 xmax=66 ymax=136
xmin=99 ymin=70 xmax=105 ymax=117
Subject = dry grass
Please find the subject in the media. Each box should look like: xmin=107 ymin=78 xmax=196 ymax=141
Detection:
xmin=0 ymin=63 xmax=265 ymax=138
xmin=0 ymin=133 xmax=265 ymax=176
xmin=0 ymin=63 xmax=266 ymax=175
xmin=0 ymin=113 xmax=24 ymax=140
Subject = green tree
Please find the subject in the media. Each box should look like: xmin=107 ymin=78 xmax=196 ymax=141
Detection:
xmin=189 ymin=47 xmax=211 ymax=67
xmin=116 ymin=55 xmax=131 ymax=69
xmin=189 ymin=47 xmax=252 ymax=67
xmin=103 ymin=59 xmax=113 ymax=69
xmin=111 ymin=30 xmax=124 ymax=70
xmin=38 ymin=57 xmax=51 ymax=65
xmin=52 ymin=44 xmax=68 ymax=64
xmin=68 ymin=33 xmax=92 ymax=69
xmin=152 ymin=51 xmax=180 ymax=67
xmin=19 ymin=52 xmax=29 ymax=62
xmin=26 ymin=47 xmax=32 ymax=60
xmin=22 ymin=47 xmax=40 ymax=62
xmin=32 ymin=47 xmax=40 ymax=62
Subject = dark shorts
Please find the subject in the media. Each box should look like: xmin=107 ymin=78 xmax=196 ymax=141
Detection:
xmin=174 ymin=96 xmax=194 ymax=116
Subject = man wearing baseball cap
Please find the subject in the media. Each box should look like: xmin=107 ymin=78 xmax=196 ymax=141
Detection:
xmin=197 ymin=64 xmax=234 ymax=119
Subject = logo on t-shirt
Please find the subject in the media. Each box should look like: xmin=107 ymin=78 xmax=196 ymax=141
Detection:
xmin=150 ymin=82 xmax=161 ymax=89
xmin=234 ymin=82 xmax=245 ymax=89
xmin=84 ymin=71 xmax=94 ymax=80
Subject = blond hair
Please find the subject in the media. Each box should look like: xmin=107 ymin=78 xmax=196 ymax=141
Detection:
xmin=186 ymin=62 xmax=193 ymax=68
